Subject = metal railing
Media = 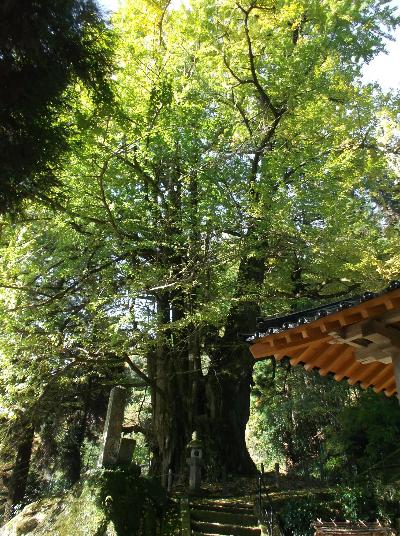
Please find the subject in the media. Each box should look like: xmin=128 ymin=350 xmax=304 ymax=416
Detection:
xmin=257 ymin=466 xmax=289 ymax=536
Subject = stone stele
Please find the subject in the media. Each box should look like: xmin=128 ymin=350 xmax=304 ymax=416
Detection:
xmin=98 ymin=386 xmax=127 ymax=468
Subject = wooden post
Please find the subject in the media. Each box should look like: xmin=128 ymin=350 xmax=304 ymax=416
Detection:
xmin=274 ymin=462 xmax=280 ymax=488
xmin=385 ymin=344 xmax=400 ymax=532
xmin=392 ymin=354 xmax=400 ymax=403
xmin=167 ymin=468 xmax=173 ymax=493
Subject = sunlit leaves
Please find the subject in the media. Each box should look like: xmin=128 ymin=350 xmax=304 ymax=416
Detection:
xmin=0 ymin=0 xmax=398 ymax=454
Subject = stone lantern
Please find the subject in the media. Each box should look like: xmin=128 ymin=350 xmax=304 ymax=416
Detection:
xmin=186 ymin=431 xmax=203 ymax=491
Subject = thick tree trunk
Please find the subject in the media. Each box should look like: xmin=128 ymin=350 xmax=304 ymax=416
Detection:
xmin=204 ymin=344 xmax=256 ymax=474
xmin=205 ymin=256 xmax=265 ymax=475
xmin=149 ymin=262 xmax=264 ymax=479
xmin=62 ymin=409 xmax=87 ymax=486
xmin=3 ymin=424 xmax=34 ymax=522
xmin=150 ymin=350 xmax=191 ymax=484
xmin=149 ymin=252 xmax=265 ymax=479
xmin=149 ymin=293 xmax=194 ymax=484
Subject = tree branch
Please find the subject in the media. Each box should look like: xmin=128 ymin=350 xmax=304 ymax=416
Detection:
xmin=231 ymin=90 xmax=253 ymax=135
xmin=123 ymin=354 xmax=166 ymax=400
xmin=223 ymin=54 xmax=253 ymax=86
xmin=9 ymin=254 xmax=128 ymax=311
xmin=237 ymin=2 xmax=279 ymax=117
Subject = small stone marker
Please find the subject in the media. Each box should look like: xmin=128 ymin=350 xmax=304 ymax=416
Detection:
xmin=98 ymin=386 xmax=127 ymax=468
xmin=186 ymin=431 xmax=203 ymax=491
xmin=117 ymin=438 xmax=136 ymax=464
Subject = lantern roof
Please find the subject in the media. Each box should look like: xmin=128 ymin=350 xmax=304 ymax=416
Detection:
xmin=187 ymin=431 xmax=203 ymax=449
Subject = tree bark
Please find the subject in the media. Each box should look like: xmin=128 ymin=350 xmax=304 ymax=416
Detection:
xmin=149 ymin=293 xmax=193 ymax=484
xmin=205 ymin=255 xmax=265 ymax=475
xmin=149 ymin=257 xmax=264 ymax=478
xmin=62 ymin=409 xmax=88 ymax=486
xmin=3 ymin=424 xmax=34 ymax=522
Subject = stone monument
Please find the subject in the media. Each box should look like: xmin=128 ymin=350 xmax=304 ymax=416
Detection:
xmin=98 ymin=386 xmax=127 ymax=467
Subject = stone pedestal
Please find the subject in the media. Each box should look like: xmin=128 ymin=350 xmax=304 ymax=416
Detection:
xmin=117 ymin=438 xmax=136 ymax=465
xmin=187 ymin=457 xmax=202 ymax=491
xmin=98 ymin=386 xmax=127 ymax=468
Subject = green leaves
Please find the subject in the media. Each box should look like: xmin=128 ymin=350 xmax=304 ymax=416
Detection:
xmin=0 ymin=0 xmax=399 ymax=490
xmin=0 ymin=0 xmax=115 ymax=213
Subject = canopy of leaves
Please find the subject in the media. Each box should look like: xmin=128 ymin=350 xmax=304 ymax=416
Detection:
xmin=0 ymin=0 xmax=399 ymax=514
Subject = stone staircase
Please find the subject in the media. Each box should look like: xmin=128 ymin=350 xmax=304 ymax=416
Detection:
xmin=190 ymin=499 xmax=261 ymax=536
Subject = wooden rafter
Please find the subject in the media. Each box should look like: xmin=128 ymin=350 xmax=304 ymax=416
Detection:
xmin=250 ymin=287 xmax=400 ymax=397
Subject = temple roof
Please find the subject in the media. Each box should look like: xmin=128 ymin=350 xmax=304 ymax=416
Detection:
xmin=249 ymin=281 xmax=400 ymax=397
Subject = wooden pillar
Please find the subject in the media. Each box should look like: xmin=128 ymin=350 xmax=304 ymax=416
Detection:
xmin=393 ymin=354 xmax=400 ymax=403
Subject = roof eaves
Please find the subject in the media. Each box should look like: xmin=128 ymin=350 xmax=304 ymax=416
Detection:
xmin=250 ymin=280 xmax=400 ymax=341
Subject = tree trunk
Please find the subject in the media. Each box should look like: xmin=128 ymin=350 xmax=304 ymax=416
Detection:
xmin=149 ymin=242 xmax=266 ymax=478
xmin=62 ymin=409 xmax=87 ymax=487
xmin=149 ymin=293 xmax=194 ymax=484
xmin=61 ymin=379 xmax=92 ymax=486
xmin=3 ymin=424 xmax=34 ymax=522
xmin=205 ymin=255 xmax=265 ymax=475
xmin=204 ymin=342 xmax=256 ymax=475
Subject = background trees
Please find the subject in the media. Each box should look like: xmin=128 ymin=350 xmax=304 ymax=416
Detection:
xmin=0 ymin=0 xmax=399 ymax=520
xmin=249 ymin=361 xmax=400 ymax=481
xmin=0 ymin=0 xmax=114 ymax=212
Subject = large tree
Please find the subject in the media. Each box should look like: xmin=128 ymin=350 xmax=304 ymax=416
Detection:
xmin=0 ymin=0 xmax=399 ymax=502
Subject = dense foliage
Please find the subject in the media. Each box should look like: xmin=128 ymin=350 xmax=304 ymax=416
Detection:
xmin=250 ymin=361 xmax=400 ymax=481
xmin=0 ymin=0 xmax=399 ymax=528
xmin=0 ymin=0 xmax=114 ymax=212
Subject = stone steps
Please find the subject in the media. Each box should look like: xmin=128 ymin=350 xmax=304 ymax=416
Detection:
xmin=192 ymin=502 xmax=254 ymax=515
xmin=191 ymin=509 xmax=257 ymax=526
xmin=189 ymin=499 xmax=261 ymax=536
xmin=191 ymin=520 xmax=261 ymax=536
